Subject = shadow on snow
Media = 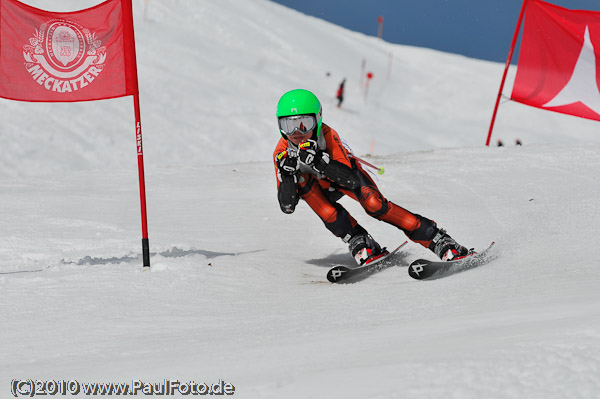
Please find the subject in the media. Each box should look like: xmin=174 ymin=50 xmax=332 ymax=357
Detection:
xmin=66 ymin=247 xmax=265 ymax=266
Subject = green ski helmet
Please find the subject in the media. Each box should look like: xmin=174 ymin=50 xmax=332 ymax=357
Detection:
xmin=276 ymin=89 xmax=323 ymax=140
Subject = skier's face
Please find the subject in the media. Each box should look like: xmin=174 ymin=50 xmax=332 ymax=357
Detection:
xmin=288 ymin=130 xmax=313 ymax=146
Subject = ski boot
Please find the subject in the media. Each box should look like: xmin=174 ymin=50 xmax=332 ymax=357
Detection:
xmin=348 ymin=233 xmax=387 ymax=266
xmin=429 ymin=229 xmax=471 ymax=261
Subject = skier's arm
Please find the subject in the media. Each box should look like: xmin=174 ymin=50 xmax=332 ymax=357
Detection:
xmin=274 ymin=150 xmax=299 ymax=214
xmin=322 ymin=159 xmax=360 ymax=190
xmin=298 ymin=140 xmax=359 ymax=190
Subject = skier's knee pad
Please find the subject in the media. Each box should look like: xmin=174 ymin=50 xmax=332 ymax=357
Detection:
xmin=319 ymin=204 xmax=338 ymax=224
xmin=360 ymin=187 xmax=389 ymax=218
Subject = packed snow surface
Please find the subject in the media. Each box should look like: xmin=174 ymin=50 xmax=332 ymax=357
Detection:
xmin=1 ymin=1 xmax=599 ymax=398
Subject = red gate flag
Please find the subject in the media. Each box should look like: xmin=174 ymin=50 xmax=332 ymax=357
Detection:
xmin=0 ymin=0 xmax=138 ymax=102
xmin=1 ymin=0 xmax=150 ymax=268
xmin=511 ymin=0 xmax=600 ymax=121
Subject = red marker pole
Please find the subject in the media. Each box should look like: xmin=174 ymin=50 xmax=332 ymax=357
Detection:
xmin=134 ymin=93 xmax=150 ymax=268
xmin=364 ymin=72 xmax=373 ymax=102
xmin=486 ymin=0 xmax=529 ymax=146
xmin=377 ymin=16 xmax=384 ymax=39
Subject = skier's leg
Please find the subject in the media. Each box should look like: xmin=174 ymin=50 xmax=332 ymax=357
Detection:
xmin=351 ymin=164 xmax=468 ymax=259
xmin=299 ymin=175 xmax=384 ymax=265
xmin=299 ymin=175 xmax=362 ymax=239
xmin=346 ymin=164 xmax=435 ymax=244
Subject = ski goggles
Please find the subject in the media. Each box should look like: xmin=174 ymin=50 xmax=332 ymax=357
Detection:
xmin=278 ymin=115 xmax=317 ymax=136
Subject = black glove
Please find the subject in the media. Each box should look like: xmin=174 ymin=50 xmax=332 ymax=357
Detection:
xmin=298 ymin=140 xmax=329 ymax=173
xmin=275 ymin=149 xmax=299 ymax=180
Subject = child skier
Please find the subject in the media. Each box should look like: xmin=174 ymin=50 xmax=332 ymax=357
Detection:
xmin=335 ymin=78 xmax=345 ymax=108
xmin=273 ymin=89 xmax=470 ymax=266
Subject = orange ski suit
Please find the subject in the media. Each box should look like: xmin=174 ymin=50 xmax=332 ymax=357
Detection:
xmin=273 ymin=123 xmax=439 ymax=248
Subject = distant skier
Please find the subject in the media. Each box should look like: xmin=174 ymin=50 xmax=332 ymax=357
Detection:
xmin=273 ymin=89 xmax=471 ymax=266
xmin=335 ymin=78 xmax=345 ymax=108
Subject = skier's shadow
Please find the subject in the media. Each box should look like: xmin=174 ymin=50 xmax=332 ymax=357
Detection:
xmin=306 ymin=250 xmax=411 ymax=268
xmin=306 ymin=252 xmax=353 ymax=268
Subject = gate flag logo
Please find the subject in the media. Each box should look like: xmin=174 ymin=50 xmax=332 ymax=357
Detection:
xmin=22 ymin=20 xmax=107 ymax=94
xmin=0 ymin=0 xmax=138 ymax=102
xmin=511 ymin=0 xmax=600 ymax=121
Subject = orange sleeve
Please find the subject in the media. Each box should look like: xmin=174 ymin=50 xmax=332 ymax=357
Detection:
xmin=322 ymin=124 xmax=352 ymax=167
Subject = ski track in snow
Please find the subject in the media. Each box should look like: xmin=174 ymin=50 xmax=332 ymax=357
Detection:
xmin=2 ymin=1 xmax=600 ymax=398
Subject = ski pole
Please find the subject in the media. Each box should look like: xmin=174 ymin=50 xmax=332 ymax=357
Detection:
xmin=349 ymin=155 xmax=385 ymax=175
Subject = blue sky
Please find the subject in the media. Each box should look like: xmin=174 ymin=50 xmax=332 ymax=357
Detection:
xmin=270 ymin=0 xmax=600 ymax=63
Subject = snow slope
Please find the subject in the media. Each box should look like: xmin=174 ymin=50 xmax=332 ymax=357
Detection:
xmin=1 ymin=1 xmax=600 ymax=398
